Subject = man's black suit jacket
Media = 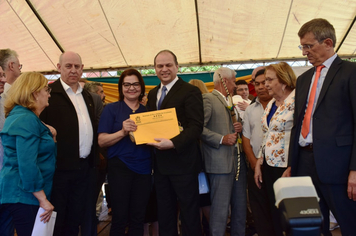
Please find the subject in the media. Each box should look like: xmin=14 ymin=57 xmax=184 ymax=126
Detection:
xmin=40 ymin=79 xmax=99 ymax=170
xmin=147 ymin=78 xmax=204 ymax=175
xmin=289 ymin=56 xmax=356 ymax=184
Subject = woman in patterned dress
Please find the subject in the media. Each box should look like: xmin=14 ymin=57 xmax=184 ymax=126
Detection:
xmin=254 ymin=62 xmax=296 ymax=236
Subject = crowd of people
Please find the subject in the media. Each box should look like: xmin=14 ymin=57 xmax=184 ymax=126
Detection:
xmin=0 ymin=17 xmax=355 ymax=236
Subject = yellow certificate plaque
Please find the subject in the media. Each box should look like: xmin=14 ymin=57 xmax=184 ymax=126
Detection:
xmin=130 ymin=108 xmax=180 ymax=145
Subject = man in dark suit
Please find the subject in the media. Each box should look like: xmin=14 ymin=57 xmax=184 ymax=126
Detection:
xmin=146 ymin=50 xmax=204 ymax=236
xmin=284 ymin=18 xmax=356 ymax=236
xmin=40 ymin=51 xmax=101 ymax=236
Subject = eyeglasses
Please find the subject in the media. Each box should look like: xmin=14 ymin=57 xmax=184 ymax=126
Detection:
xmin=45 ymin=86 xmax=52 ymax=94
xmin=123 ymin=82 xmax=140 ymax=89
xmin=298 ymin=39 xmax=326 ymax=51
xmin=298 ymin=43 xmax=317 ymax=51
xmin=11 ymin=62 xmax=22 ymax=70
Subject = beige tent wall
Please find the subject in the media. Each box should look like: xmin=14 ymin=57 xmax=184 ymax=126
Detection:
xmin=1 ymin=0 xmax=356 ymax=74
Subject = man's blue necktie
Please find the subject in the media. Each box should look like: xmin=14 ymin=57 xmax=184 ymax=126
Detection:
xmin=157 ymin=86 xmax=167 ymax=110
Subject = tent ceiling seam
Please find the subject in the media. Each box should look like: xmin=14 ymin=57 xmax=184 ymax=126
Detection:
xmin=194 ymin=0 xmax=202 ymax=64
xmin=336 ymin=15 xmax=356 ymax=53
xmin=11 ymin=0 xmax=59 ymax=69
xmin=25 ymin=0 xmax=64 ymax=53
xmin=276 ymin=0 xmax=294 ymax=59
xmin=98 ymin=0 xmax=128 ymax=66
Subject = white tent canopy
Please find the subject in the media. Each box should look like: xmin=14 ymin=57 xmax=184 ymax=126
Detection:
xmin=1 ymin=0 xmax=356 ymax=74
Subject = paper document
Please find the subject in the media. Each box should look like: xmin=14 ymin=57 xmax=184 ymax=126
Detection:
xmin=31 ymin=207 xmax=57 ymax=236
xmin=130 ymin=108 xmax=180 ymax=145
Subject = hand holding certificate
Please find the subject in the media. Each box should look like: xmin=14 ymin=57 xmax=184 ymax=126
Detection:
xmin=31 ymin=207 xmax=57 ymax=236
xmin=130 ymin=108 xmax=180 ymax=145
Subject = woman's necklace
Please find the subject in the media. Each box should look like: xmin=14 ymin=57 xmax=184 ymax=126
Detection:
xmin=130 ymin=103 xmax=140 ymax=113
xmin=124 ymin=99 xmax=140 ymax=113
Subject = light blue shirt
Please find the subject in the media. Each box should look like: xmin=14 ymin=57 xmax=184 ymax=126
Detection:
xmin=242 ymin=97 xmax=264 ymax=158
xmin=299 ymin=53 xmax=337 ymax=146
xmin=156 ymin=76 xmax=179 ymax=108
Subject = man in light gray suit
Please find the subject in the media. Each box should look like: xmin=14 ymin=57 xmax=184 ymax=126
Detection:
xmin=201 ymin=67 xmax=247 ymax=236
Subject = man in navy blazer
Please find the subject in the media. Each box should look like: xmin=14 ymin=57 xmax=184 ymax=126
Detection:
xmin=146 ymin=50 xmax=203 ymax=236
xmin=284 ymin=18 xmax=356 ymax=236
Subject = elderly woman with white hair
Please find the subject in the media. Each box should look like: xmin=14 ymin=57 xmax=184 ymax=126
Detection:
xmin=254 ymin=62 xmax=296 ymax=236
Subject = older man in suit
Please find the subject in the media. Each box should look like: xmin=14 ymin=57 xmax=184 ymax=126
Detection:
xmin=200 ymin=67 xmax=247 ymax=236
xmin=146 ymin=50 xmax=203 ymax=236
xmin=284 ymin=18 xmax=356 ymax=236
xmin=40 ymin=51 xmax=101 ymax=236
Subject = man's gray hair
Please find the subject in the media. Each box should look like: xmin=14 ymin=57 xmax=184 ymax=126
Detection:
xmin=0 ymin=49 xmax=18 ymax=71
xmin=298 ymin=18 xmax=336 ymax=47
xmin=84 ymin=82 xmax=103 ymax=93
xmin=213 ymin=67 xmax=236 ymax=85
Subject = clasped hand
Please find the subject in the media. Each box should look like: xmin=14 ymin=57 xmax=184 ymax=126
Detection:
xmin=233 ymin=122 xmax=242 ymax=133
xmin=122 ymin=119 xmax=137 ymax=135
xmin=222 ymin=122 xmax=242 ymax=146
xmin=222 ymin=133 xmax=237 ymax=146
xmin=147 ymin=138 xmax=174 ymax=150
xmin=39 ymin=199 xmax=54 ymax=223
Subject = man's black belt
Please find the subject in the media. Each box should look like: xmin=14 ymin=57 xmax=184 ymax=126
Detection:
xmin=300 ymin=144 xmax=313 ymax=151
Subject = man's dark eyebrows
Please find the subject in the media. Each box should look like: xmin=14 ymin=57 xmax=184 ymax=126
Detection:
xmin=156 ymin=63 xmax=173 ymax=67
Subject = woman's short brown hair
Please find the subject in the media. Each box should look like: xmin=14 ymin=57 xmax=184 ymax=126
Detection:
xmin=118 ymin=69 xmax=145 ymax=101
